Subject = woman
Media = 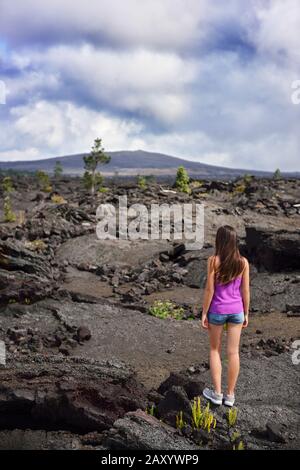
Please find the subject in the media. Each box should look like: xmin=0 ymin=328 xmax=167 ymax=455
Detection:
xmin=201 ymin=225 xmax=250 ymax=407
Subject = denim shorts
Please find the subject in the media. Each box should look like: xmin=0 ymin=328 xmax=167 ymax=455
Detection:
xmin=208 ymin=312 xmax=244 ymax=325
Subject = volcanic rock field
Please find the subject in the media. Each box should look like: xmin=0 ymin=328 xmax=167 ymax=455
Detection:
xmin=0 ymin=174 xmax=299 ymax=450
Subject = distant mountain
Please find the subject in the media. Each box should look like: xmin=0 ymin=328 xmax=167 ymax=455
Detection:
xmin=0 ymin=150 xmax=299 ymax=179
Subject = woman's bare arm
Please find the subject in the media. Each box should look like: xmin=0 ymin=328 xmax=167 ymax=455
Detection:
xmin=241 ymin=257 xmax=250 ymax=326
xmin=201 ymin=256 xmax=215 ymax=328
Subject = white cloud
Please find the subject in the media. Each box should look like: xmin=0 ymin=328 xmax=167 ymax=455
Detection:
xmin=1 ymin=97 xmax=299 ymax=171
xmin=0 ymin=0 xmax=299 ymax=171
xmin=251 ymin=0 xmax=300 ymax=64
xmin=1 ymin=100 xmax=144 ymax=160
xmin=10 ymin=44 xmax=198 ymax=124
xmin=0 ymin=147 xmax=40 ymax=161
xmin=0 ymin=0 xmax=212 ymax=50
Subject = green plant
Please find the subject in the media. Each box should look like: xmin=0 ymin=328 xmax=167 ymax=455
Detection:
xmin=2 ymin=176 xmax=16 ymax=222
xmin=83 ymin=138 xmax=110 ymax=195
xmin=3 ymin=195 xmax=16 ymax=222
xmin=190 ymin=180 xmax=203 ymax=189
xmin=191 ymin=396 xmax=216 ymax=433
xmin=227 ymin=407 xmax=238 ymax=427
xmin=231 ymin=430 xmax=245 ymax=450
xmin=242 ymin=173 xmax=253 ymax=184
xmin=137 ymin=175 xmax=147 ymax=189
xmin=51 ymin=194 xmax=67 ymax=204
xmin=145 ymin=404 xmax=156 ymax=416
xmin=83 ymin=171 xmax=105 ymax=192
xmin=175 ymin=166 xmax=190 ymax=194
xmin=231 ymin=431 xmax=240 ymax=442
xmin=36 ymin=170 xmax=52 ymax=192
xmin=98 ymin=186 xmax=109 ymax=193
xmin=273 ymin=168 xmax=281 ymax=180
xmin=233 ymin=183 xmax=246 ymax=194
xmin=233 ymin=440 xmax=245 ymax=450
xmin=149 ymin=300 xmax=184 ymax=320
xmin=54 ymin=161 xmax=63 ymax=179
xmin=176 ymin=411 xmax=187 ymax=430
xmin=2 ymin=176 xmax=14 ymax=193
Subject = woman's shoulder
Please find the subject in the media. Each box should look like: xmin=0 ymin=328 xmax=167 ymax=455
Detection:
xmin=240 ymin=256 xmax=249 ymax=273
xmin=207 ymin=255 xmax=220 ymax=270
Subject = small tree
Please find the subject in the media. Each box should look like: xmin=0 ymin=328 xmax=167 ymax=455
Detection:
xmin=54 ymin=161 xmax=63 ymax=179
xmin=83 ymin=138 xmax=110 ymax=195
xmin=2 ymin=176 xmax=16 ymax=222
xmin=36 ymin=170 xmax=52 ymax=192
xmin=2 ymin=176 xmax=14 ymax=193
xmin=137 ymin=175 xmax=147 ymax=189
xmin=83 ymin=170 xmax=104 ymax=192
xmin=273 ymin=168 xmax=281 ymax=180
xmin=243 ymin=173 xmax=253 ymax=184
xmin=4 ymin=196 xmax=16 ymax=222
xmin=175 ymin=166 xmax=190 ymax=193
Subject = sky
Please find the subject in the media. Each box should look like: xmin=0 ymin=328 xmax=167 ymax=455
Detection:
xmin=0 ymin=0 xmax=299 ymax=171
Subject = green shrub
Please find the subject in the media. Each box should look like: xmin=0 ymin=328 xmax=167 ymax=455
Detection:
xmin=145 ymin=404 xmax=156 ymax=416
xmin=83 ymin=170 xmax=104 ymax=192
xmin=191 ymin=396 xmax=216 ymax=433
xmin=176 ymin=411 xmax=187 ymax=430
xmin=190 ymin=180 xmax=203 ymax=189
xmin=54 ymin=161 xmax=63 ymax=179
xmin=36 ymin=170 xmax=51 ymax=192
xmin=273 ymin=168 xmax=281 ymax=180
xmin=137 ymin=175 xmax=147 ymax=189
xmin=227 ymin=407 xmax=238 ymax=427
xmin=2 ymin=176 xmax=14 ymax=193
xmin=233 ymin=441 xmax=245 ymax=450
xmin=234 ymin=184 xmax=246 ymax=194
xmin=175 ymin=166 xmax=190 ymax=194
xmin=83 ymin=138 xmax=110 ymax=195
xmin=149 ymin=300 xmax=184 ymax=320
xmin=243 ymin=174 xmax=253 ymax=184
xmin=51 ymin=194 xmax=67 ymax=204
xmin=98 ymin=186 xmax=109 ymax=193
xmin=3 ymin=196 xmax=16 ymax=222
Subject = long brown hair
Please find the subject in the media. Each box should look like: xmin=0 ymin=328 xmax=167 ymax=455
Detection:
xmin=213 ymin=225 xmax=244 ymax=284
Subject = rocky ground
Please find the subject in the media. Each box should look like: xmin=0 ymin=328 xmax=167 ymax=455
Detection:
xmin=0 ymin=174 xmax=299 ymax=450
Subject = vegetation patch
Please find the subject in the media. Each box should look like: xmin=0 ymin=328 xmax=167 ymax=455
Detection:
xmin=149 ymin=300 xmax=185 ymax=320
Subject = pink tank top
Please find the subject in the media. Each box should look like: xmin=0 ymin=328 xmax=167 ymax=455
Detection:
xmin=209 ymin=275 xmax=244 ymax=314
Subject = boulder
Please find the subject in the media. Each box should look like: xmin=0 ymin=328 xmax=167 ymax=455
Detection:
xmin=76 ymin=326 xmax=92 ymax=342
xmin=0 ymin=356 xmax=148 ymax=433
xmin=0 ymin=238 xmax=56 ymax=305
xmin=157 ymin=368 xmax=206 ymax=400
xmin=245 ymin=227 xmax=300 ymax=271
xmin=266 ymin=422 xmax=287 ymax=443
xmin=102 ymin=409 xmax=199 ymax=450
xmin=156 ymin=386 xmax=192 ymax=427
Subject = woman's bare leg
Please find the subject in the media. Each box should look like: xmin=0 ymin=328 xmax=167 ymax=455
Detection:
xmin=226 ymin=323 xmax=243 ymax=395
xmin=208 ymin=324 xmax=223 ymax=394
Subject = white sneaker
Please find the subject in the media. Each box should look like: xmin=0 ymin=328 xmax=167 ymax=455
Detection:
xmin=203 ymin=387 xmax=223 ymax=405
xmin=224 ymin=394 xmax=235 ymax=407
